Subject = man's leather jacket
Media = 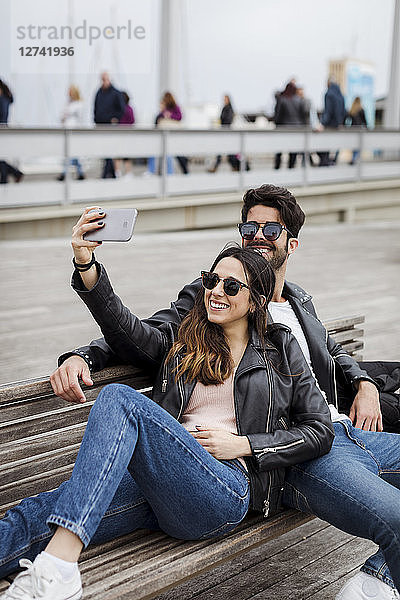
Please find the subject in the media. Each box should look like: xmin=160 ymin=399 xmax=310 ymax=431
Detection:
xmin=60 ymin=277 xmax=377 ymax=412
xmin=71 ymin=264 xmax=334 ymax=516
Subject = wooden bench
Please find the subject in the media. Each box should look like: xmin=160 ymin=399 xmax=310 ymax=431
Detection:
xmin=0 ymin=316 xmax=365 ymax=599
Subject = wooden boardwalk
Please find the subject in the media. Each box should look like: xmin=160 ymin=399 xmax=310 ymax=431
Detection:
xmin=0 ymin=219 xmax=398 ymax=598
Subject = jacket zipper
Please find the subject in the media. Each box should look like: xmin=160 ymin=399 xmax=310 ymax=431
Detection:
xmin=262 ymin=352 xmax=274 ymax=518
xmin=176 ymin=353 xmax=185 ymax=420
xmin=255 ymin=438 xmax=305 ymax=457
xmin=161 ymin=360 xmax=168 ymax=393
xmin=278 ymin=416 xmax=288 ymax=430
xmin=326 ymin=328 xmax=339 ymax=408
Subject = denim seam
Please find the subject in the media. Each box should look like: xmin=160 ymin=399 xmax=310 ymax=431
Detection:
xmin=284 ymin=480 xmax=313 ymax=513
xmin=221 ymin=459 xmax=250 ymax=485
xmin=132 ymin=403 xmax=250 ymax=500
xmin=46 ymin=516 xmax=90 ymax=546
xmin=340 ymin=421 xmax=382 ymax=471
xmin=198 ymin=512 xmax=248 ymax=540
xmin=103 ymin=498 xmax=147 ymax=517
xmin=361 ymin=565 xmax=395 ymax=589
xmin=379 ymin=469 xmax=400 ymax=474
xmin=0 ymin=530 xmax=53 ymax=568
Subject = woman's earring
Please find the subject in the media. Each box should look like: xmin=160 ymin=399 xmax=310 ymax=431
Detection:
xmin=260 ymin=295 xmax=267 ymax=307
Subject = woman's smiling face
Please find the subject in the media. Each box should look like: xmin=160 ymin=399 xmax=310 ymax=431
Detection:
xmin=204 ymin=257 xmax=252 ymax=329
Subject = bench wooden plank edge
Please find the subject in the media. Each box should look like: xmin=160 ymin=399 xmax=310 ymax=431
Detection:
xmin=0 ymin=365 xmax=153 ymax=404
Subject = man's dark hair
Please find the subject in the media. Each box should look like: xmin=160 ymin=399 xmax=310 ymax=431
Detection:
xmin=241 ymin=184 xmax=306 ymax=238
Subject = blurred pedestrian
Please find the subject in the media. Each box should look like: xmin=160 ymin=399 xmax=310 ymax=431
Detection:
xmin=274 ymin=82 xmax=305 ymax=169
xmin=159 ymin=91 xmax=189 ymax=175
xmin=57 ymin=85 xmax=85 ymax=181
xmin=0 ymin=79 xmax=23 ymax=184
xmin=296 ymin=86 xmax=319 ymax=166
xmin=93 ymin=72 xmax=125 ymax=178
xmin=148 ymin=92 xmax=189 ymax=176
xmin=114 ymin=92 xmax=135 ymax=178
xmin=208 ymin=95 xmax=240 ymax=173
xmin=347 ymin=96 xmax=367 ymax=165
xmin=318 ymin=77 xmax=346 ymax=166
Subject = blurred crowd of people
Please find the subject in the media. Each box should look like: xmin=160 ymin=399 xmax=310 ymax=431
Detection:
xmin=0 ymin=71 xmax=370 ymax=184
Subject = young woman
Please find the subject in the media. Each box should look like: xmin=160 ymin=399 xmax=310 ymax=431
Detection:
xmin=0 ymin=209 xmax=334 ymax=600
xmin=207 ymin=94 xmax=241 ymax=173
xmin=348 ymin=96 xmax=368 ymax=165
xmin=57 ymin=85 xmax=85 ymax=181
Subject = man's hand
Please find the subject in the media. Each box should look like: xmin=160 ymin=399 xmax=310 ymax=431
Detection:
xmin=50 ymin=356 xmax=93 ymax=404
xmin=191 ymin=427 xmax=251 ymax=460
xmin=349 ymin=380 xmax=383 ymax=431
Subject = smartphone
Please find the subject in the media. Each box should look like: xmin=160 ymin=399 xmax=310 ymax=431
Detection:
xmin=84 ymin=208 xmax=138 ymax=242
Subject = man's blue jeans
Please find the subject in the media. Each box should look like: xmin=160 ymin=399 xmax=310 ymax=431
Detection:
xmin=283 ymin=421 xmax=400 ymax=592
xmin=0 ymin=384 xmax=250 ymax=577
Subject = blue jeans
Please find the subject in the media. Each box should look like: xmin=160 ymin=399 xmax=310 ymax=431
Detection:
xmin=62 ymin=158 xmax=84 ymax=177
xmin=0 ymin=385 xmax=249 ymax=577
xmin=283 ymin=421 xmax=400 ymax=591
xmin=147 ymin=156 xmax=174 ymax=174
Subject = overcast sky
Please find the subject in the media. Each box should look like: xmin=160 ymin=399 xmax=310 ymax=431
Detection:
xmin=184 ymin=0 xmax=395 ymax=112
xmin=0 ymin=0 xmax=395 ymax=125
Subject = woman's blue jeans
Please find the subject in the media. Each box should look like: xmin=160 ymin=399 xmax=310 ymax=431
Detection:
xmin=62 ymin=158 xmax=84 ymax=177
xmin=0 ymin=384 xmax=249 ymax=577
xmin=283 ymin=421 xmax=400 ymax=592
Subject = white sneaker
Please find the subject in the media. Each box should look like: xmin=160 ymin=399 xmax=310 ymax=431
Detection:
xmin=0 ymin=553 xmax=82 ymax=599
xmin=336 ymin=571 xmax=400 ymax=600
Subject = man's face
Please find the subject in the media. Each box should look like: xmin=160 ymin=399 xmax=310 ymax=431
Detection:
xmin=243 ymin=205 xmax=290 ymax=271
xmin=101 ymin=73 xmax=111 ymax=88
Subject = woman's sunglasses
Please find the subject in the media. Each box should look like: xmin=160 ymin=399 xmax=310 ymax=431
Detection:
xmin=238 ymin=221 xmax=294 ymax=241
xmin=201 ymin=271 xmax=249 ymax=297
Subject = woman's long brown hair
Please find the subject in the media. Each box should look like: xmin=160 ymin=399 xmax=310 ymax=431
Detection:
xmin=167 ymin=246 xmax=275 ymax=385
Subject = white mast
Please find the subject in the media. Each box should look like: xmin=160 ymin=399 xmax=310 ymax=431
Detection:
xmin=159 ymin=0 xmax=182 ymax=99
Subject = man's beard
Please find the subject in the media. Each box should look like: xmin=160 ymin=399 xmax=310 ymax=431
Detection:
xmin=246 ymin=241 xmax=288 ymax=271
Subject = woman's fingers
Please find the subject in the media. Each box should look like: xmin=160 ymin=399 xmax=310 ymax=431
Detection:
xmin=72 ymin=221 xmax=104 ymax=242
xmin=74 ymin=206 xmax=104 ymax=230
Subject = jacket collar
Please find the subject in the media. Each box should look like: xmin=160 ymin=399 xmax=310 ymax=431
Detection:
xmin=282 ymin=281 xmax=312 ymax=304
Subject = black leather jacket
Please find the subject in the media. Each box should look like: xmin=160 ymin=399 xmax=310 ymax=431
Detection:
xmin=71 ymin=265 xmax=334 ymax=516
xmin=61 ymin=277 xmax=377 ymax=414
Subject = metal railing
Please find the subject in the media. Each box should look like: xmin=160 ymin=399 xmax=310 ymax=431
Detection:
xmin=0 ymin=127 xmax=399 ymax=208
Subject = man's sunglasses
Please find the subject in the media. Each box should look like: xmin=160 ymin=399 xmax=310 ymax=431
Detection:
xmin=201 ymin=271 xmax=249 ymax=297
xmin=238 ymin=221 xmax=294 ymax=241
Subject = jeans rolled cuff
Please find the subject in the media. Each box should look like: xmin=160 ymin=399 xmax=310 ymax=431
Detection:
xmin=46 ymin=515 xmax=91 ymax=547
xmin=361 ymin=565 xmax=395 ymax=590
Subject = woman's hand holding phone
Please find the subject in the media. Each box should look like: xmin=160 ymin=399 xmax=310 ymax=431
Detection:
xmin=71 ymin=206 xmax=105 ymax=264
xmin=71 ymin=206 xmax=105 ymax=290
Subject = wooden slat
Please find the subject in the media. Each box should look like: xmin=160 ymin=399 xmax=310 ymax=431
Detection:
xmin=0 ymin=443 xmax=80 ymax=486
xmin=0 ymin=404 xmax=92 ymax=443
xmin=339 ymin=341 xmax=363 ymax=354
xmin=324 ymin=315 xmax=364 ymax=333
xmin=0 ymin=423 xmax=85 ymax=464
xmin=330 ymin=328 xmax=364 ymax=345
xmin=0 ymin=464 xmax=74 ymax=508
xmin=0 ymin=366 xmax=152 ymax=404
